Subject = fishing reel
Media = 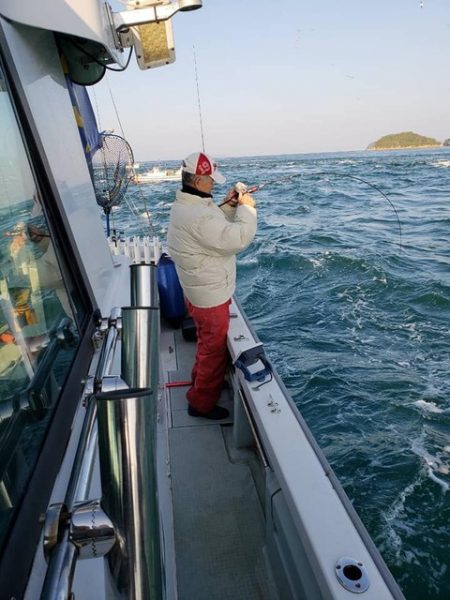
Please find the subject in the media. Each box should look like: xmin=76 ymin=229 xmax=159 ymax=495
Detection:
xmin=234 ymin=181 xmax=248 ymax=194
xmin=220 ymin=181 xmax=258 ymax=207
xmin=222 ymin=182 xmax=250 ymax=207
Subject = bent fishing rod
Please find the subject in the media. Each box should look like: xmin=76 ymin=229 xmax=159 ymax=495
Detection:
xmin=219 ymin=172 xmax=402 ymax=252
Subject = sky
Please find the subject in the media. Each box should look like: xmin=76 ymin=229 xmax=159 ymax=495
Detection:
xmin=91 ymin=0 xmax=450 ymax=161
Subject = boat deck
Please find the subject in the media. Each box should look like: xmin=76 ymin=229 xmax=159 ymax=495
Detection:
xmin=162 ymin=325 xmax=277 ymax=599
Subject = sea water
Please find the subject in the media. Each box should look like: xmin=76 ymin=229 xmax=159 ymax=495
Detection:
xmin=111 ymin=148 xmax=450 ymax=600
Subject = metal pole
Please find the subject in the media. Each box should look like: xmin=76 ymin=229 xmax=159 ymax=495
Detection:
xmin=121 ymin=306 xmax=160 ymax=394
xmin=130 ymin=263 xmax=159 ymax=308
xmin=97 ymin=386 xmax=161 ymax=599
xmin=97 ymin=305 xmax=162 ymax=599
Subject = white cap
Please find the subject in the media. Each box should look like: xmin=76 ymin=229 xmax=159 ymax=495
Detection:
xmin=182 ymin=152 xmax=226 ymax=184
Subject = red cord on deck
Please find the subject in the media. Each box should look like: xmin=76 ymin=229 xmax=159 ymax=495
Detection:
xmin=165 ymin=380 xmax=192 ymax=388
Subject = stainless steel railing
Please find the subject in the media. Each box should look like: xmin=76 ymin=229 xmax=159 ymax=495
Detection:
xmin=42 ymin=310 xmax=121 ymax=599
xmin=42 ymin=261 xmax=161 ymax=599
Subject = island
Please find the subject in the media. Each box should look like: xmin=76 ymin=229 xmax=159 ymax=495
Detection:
xmin=368 ymin=131 xmax=441 ymax=150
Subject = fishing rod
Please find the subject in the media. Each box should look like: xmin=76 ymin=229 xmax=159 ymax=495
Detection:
xmin=219 ymin=172 xmax=402 ymax=252
xmin=218 ymin=175 xmax=299 ymax=206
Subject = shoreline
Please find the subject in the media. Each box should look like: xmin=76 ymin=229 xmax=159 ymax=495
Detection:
xmin=368 ymin=145 xmax=442 ymax=151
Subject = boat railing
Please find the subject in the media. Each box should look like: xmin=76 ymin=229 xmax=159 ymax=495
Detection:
xmin=227 ymin=296 xmax=405 ymax=600
xmin=41 ymin=263 xmax=161 ymax=600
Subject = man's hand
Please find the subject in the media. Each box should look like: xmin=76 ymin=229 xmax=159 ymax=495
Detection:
xmin=239 ymin=192 xmax=256 ymax=208
xmin=219 ymin=184 xmax=256 ymax=209
xmin=223 ymin=187 xmax=239 ymax=207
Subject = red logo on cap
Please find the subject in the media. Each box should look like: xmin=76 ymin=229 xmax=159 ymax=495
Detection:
xmin=196 ymin=153 xmax=213 ymax=176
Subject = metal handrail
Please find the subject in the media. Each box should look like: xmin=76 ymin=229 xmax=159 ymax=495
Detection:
xmin=41 ymin=312 xmax=121 ymax=600
xmin=42 ymin=263 xmax=161 ymax=600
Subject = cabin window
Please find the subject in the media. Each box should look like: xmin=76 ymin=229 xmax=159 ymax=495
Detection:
xmin=0 ymin=65 xmax=80 ymax=549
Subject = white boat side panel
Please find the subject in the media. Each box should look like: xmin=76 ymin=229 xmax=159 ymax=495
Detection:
xmin=2 ymin=21 xmax=124 ymax=315
xmin=104 ymin=255 xmax=132 ymax=315
xmin=0 ymin=0 xmax=111 ymax=48
xmin=228 ymin=300 xmax=396 ymax=600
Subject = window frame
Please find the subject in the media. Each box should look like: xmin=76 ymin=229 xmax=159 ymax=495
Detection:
xmin=0 ymin=24 xmax=98 ymax=599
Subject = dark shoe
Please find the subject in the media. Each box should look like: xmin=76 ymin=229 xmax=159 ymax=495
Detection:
xmin=188 ymin=405 xmax=230 ymax=420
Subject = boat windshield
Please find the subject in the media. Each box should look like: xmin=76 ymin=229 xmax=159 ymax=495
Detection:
xmin=0 ymin=64 xmax=80 ymax=551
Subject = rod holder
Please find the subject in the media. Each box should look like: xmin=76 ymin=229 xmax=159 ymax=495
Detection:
xmin=96 ymin=302 xmax=162 ymax=599
xmin=130 ymin=262 xmax=159 ymax=308
xmin=121 ymin=306 xmax=160 ymax=392
xmin=96 ymin=387 xmax=161 ymax=599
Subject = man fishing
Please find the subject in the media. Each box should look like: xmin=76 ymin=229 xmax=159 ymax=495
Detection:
xmin=168 ymin=152 xmax=257 ymax=420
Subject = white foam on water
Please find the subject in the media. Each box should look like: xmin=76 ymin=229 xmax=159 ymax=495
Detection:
xmin=381 ymin=473 xmax=423 ymax=557
xmin=411 ymin=437 xmax=450 ymax=492
xmin=413 ymin=400 xmax=445 ymax=414
xmin=372 ymin=274 xmax=387 ymax=285
xmin=425 ymin=467 xmax=449 ymax=492
xmin=359 ymin=336 xmax=375 ymax=345
xmin=381 ymin=441 xmax=449 ymax=559
xmin=401 ymin=321 xmax=423 ymax=343
xmin=309 ymin=257 xmax=324 ymax=268
xmin=239 ymin=256 xmax=258 ymax=266
xmin=432 ymin=159 xmax=450 ymax=168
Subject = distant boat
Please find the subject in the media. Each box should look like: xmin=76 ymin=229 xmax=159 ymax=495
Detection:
xmin=133 ymin=166 xmax=181 ymax=183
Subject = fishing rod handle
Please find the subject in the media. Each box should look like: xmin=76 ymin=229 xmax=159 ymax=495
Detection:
xmin=218 ymin=182 xmax=257 ymax=207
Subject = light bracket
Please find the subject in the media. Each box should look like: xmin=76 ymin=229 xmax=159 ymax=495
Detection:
xmin=113 ymin=0 xmax=202 ymax=33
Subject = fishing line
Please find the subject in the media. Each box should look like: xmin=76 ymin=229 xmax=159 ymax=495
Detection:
xmin=193 ymin=45 xmax=206 ymax=152
xmin=104 ymin=76 xmax=154 ymax=236
xmin=106 ymin=73 xmax=127 ymax=139
xmin=220 ymin=172 xmax=402 ymax=252
xmin=315 ymin=172 xmax=402 ymax=252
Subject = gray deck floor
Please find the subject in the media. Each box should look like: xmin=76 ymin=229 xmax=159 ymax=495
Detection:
xmin=165 ymin=328 xmax=274 ymax=600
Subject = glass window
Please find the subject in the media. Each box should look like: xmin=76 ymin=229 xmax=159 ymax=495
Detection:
xmin=0 ymin=64 xmax=80 ymax=548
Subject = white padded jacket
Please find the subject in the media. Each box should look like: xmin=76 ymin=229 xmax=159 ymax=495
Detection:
xmin=167 ymin=189 xmax=257 ymax=308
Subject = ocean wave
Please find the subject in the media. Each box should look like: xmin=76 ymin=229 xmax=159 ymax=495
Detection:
xmin=123 ymin=150 xmax=450 ymax=599
xmin=431 ymin=160 xmax=450 ymax=168
xmin=263 ymin=214 xmax=306 ymax=228
xmin=409 ymin=290 xmax=450 ymax=312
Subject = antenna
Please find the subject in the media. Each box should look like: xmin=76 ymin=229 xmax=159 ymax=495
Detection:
xmin=193 ymin=45 xmax=206 ymax=152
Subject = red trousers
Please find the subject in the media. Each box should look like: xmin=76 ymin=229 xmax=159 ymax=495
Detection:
xmin=186 ymin=298 xmax=231 ymax=412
